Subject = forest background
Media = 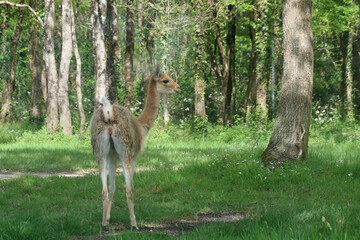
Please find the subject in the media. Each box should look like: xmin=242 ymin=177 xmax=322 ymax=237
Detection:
xmin=1 ymin=1 xmax=360 ymax=239
xmin=0 ymin=0 xmax=360 ymax=139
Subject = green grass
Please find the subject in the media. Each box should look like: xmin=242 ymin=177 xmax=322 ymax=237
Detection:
xmin=0 ymin=121 xmax=360 ymax=239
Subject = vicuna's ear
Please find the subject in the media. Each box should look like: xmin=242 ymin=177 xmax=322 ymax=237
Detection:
xmin=155 ymin=65 xmax=160 ymax=80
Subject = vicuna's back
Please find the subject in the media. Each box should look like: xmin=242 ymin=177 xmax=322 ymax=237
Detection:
xmin=90 ymin=104 xmax=143 ymax=161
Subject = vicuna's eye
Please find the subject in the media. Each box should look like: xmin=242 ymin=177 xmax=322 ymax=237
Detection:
xmin=162 ymin=80 xmax=169 ymax=84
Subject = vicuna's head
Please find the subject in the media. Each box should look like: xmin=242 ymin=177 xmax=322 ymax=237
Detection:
xmin=153 ymin=66 xmax=181 ymax=94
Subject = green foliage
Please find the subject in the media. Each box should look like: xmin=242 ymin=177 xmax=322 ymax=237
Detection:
xmin=313 ymin=0 xmax=359 ymax=35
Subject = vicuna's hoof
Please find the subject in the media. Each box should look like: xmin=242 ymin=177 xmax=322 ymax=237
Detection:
xmin=131 ymin=225 xmax=139 ymax=231
xmin=102 ymin=221 xmax=109 ymax=228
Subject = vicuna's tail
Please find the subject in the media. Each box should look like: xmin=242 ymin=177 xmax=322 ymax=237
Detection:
xmin=101 ymin=96 xmax=113 ymax=123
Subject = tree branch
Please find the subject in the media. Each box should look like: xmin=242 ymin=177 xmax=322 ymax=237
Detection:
xmin=0 ymin=1 xmax=43 ymax=26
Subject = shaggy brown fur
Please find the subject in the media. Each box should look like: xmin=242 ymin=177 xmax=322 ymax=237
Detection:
xmin=89 ymin=67 xmax=180 ymax=228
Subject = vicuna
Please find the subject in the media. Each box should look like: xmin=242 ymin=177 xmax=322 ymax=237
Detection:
xmin=90 ymin=67 xmax=180 ymax=228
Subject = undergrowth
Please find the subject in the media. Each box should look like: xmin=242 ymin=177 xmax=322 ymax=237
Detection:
xmin=0 ymin=119 xmax=359 ymax=239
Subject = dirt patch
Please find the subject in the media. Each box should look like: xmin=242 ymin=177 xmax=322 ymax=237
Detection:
xmin=0 ymin=169 xmax=98 ymax=180
xmin=0 ymin=168 xmax=151 ymax=181
xmin=77 ymin=212 xmax=245 ymax=239
xmin=140 ymin=212 xmax=244 ymax=236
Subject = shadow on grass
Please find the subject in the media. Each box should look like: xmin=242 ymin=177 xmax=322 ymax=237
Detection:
xmin=0 ymin=147 xmax=95 ymax=172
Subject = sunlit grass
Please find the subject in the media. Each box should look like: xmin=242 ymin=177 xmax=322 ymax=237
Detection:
xmin=0 ymin=121 xmax=360 ymax=239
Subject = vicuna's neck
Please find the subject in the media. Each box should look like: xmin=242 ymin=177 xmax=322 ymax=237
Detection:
xmin=137 ymin=77 xmax=160 ymax=134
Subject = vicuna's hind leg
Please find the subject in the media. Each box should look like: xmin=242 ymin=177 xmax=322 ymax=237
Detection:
xmin=122 ymin=157 xmax=137 ymax=228
xmin=98 ymin=156 xmax=110 ymax=226
xmin=106 ymin=154 xmax=117 ymax=224
xmin=98 ymin=131 xmax=112 ymax=226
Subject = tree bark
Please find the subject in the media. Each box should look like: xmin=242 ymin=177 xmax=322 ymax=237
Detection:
xmin=194 ymin=0 xmax=206 ymax=119
xmin=353 ymin=0 xmax=360 ymax=119
xmin=209 ymin=0 xmax=231 ymax=125
xmin=345 ymin=33 xmax=354 ymax=120
xmin=339 ymin=31 xmax=349 ymax=119
xmin=0 ymin=4 xmax=9 ymax=110
xmin=0 ymin=4 xmax=9 ymax=59
xmin=255 ymin=0 xmax=268 ymax=122
xmin=70 ymin=1 xmax=85 ymax=136
xmin=1 ymin=6 xmax=24 ymax=123
xmin=162 ymin=94 xmax=170 ymax=125
xmin=107 ymin=0 xmax=120 ymax=103
xmin=29 ymin=0 xmax=43 ymax=119
xmin=44 ymin=0 xmax=59 ymax=133
xmin=58 ymin=0 xmax=73 ymax=135
xmin=124 ymin=0 xmax=135 ymax=108
xmin=245 ymin=21 xmax=257 ymax=122
xmin=226 ymin=4 xmax=236 ymax=124
xmin=91 ymin=0 xmax=108 ymax=108
xmin=135 ymin=1 xmax=143 ymax=83
xmin=262 ymin=0 xmax=313 ymax=164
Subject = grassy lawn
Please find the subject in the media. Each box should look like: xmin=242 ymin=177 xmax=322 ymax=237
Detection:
xmin=0 ymin=122 xmax=360 ymax=239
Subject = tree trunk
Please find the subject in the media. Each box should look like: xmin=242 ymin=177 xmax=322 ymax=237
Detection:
xmin=339 ymin=31 xmax=349 ymax=119
xmin=107 ymin=0 xmax=120 ymax=103
xmin=209 ymin=0 xmax=230 ymax=125
xmin=256 ymin=78 xmax=268 ymax=122
xmin=58 ymin=0 xmax=73 ymax=135
xmin=195 ymin=78 xmax=206 ymax=119
xmin=124 ymin=0 xmax=135 ymax=108
xmin=162 ymin=94 xmax=170 ymax=125
xmin=135 ymin=1 xmax=143 ymax=83
xmin=226 ymin=4 xmax=236 ymax=124
xmin=70 ymin=0 xmax=85 ymax=136
xmin=245 ymin=23 xmax=257 ymax=122
xmin=0 ymin=4 xmax=9 ymax=114
xmin=261 ymin=0 xmax=313 ymax=165
xmin=353 ymin=0 xmax=360 ymax=119
xmin=29 ymin=0 xmax=43 ymax=119
xmin=1 ymin=6 xmax=24 ymax=123
xmin=194 ymin=0 xmax=206 ymax=120
xmin=44 ymin=0 xmax=59 ymax=133
xmin=91 ymin=0 xmax=108 ymax=108
xmin=255 ymin=0 xmax=268 ymax=122
xmin=345 ymin=33 xmax=354 ymax=120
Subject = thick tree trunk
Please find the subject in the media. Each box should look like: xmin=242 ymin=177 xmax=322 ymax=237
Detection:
xmin=58 ymin=0 xmax=73 ymax=135
xmin=70 ymin=1 xmax=85 ymax=136
xmin=262 ymin=0 xmax=313 ymax=164
xmin=0 ymin=4 xmax=9 ymax=117
xmin=124 ymin=0 xmax=135 ymax=108
xmin=91 ymin=0 xmax=108 ymax=108
xmin=255 ymin=0 xmax=268 ymax=122
xmin=29 ymin=0 xmax=43 ymax=119
xmin=0 ymin=5 xmax=9 ymax=101
xmin=1 ymin=6 xmax=24 ymax=123
xmin=44 ymin=0 xmax=59 ymax=133
xmin=107 ymin=0 xmax=120 ymax=103
xmin=353 ymin=0 xmax=360 ymax=119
